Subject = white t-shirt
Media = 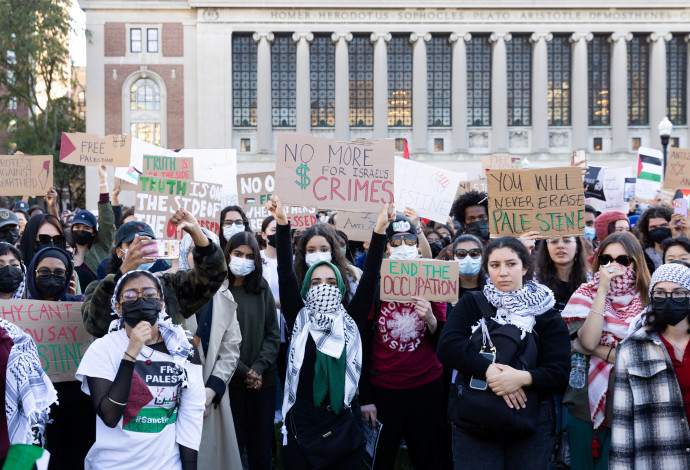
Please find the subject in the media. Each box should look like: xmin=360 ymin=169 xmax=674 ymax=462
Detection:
xmin=76 ymin=329 xmax=205 ymax=470
xmin=261 ymin=250 xmax=287 ymax=342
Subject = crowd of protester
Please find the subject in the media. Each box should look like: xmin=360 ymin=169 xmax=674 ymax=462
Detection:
xmin=1 ymin=164 xmax=690 ymax=469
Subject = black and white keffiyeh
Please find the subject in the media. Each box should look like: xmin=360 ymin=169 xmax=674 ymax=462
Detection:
xmin=280 ymin=283 xmax=362 ymax=445
xmin=10 ymin=261 xmax=26 ymax=300
xmin=482 ymin=279 xmax=555 ymax=338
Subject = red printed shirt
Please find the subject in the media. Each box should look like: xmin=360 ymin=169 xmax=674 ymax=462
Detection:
xmin=368 ymin=300 xmax=446 ymax=389
xmin=659 ymin=334 xmax=690 ymax=426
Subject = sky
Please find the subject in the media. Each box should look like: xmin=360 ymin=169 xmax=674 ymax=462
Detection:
xmin=70 ymin=2 xmax=87 ymax=67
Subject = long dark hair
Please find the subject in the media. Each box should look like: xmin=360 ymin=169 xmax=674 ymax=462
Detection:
xmin=0 ymin=242 xmax=22 ymax=264
xmin=594 ymin=231 xmax=650 ymax=305
xmin=644 ymin=260 xmax=690 ymax=334
xmin=483 ymin=236 xmax=533 ymax=282
xmin=535 ymin=236 xmax=589 ymax=295
xmin=223 ymin=231 xmax=266 ymax=294
xmin=219 ymin=205 xmax=252 ymax=251
xmin=294 ymin=223 xmax=352 ymax=287
xmin=19 ymin=214 xmax=65 ymax=264
xmin=105 ymin=245 xmax=123 ymax=275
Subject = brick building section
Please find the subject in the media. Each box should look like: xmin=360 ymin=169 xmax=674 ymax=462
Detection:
xmin=104 ymin=64 xmax=184 ymax=148
xmin=162 ymin=23 xmax=183 ymax=57
xmin=104 ymin=23 xmax=126 ymax=57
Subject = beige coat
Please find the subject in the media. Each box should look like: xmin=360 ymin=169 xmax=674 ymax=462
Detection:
xmin=197 ymin=281 xmax=243 ymax=470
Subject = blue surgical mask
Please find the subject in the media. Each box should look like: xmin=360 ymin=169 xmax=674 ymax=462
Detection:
xmin=584 ymin=226 xmax=596 ymax=241
xmin=223 ymin=224 xmax=243 ymax=241
xmin=340 ymin=247 xmax=347 ymax=256
xmin=305 ymin=251 xmax=332 ymax=267
xmin=229 ymin=256 xmax=255 ymax=277
xmin=457 ymin=256 xmax=482 ymax=277
xmin=137 ymin=261 xmax=155 ymax=272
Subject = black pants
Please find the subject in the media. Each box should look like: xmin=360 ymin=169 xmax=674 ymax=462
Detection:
xmin=229 ymin=384 xmax=276 ymax=470
xmin=46 ymin=381 xmax=95 ymax=470
xmin=373 ymin=377 xmax=444 ymax=470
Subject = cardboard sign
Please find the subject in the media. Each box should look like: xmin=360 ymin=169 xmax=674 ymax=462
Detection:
xmin=135 ymin=176 xmax=222 ymax=239
xmin=274 ymin=133 xmax=395 ymax=212
xmin=583 ymin=166 xmax=606 ymax=201
xmin=120 ymin=155 xmax=196 ymax=191
xmin=0 ymin=154 xmax=53 ymax=196
xmin=487 ymin=167 xmax=585 ymax=237
xmin=394 ymin=157 xmax=466 ymax=223
xmin=457 ymin=179 xmax=488 ymax=196
xmin=664 ymin=148 xmax=690 ymax=190
xmin=0 ymin=301 xmax=92 ymax=382
xmin=623 ymin=177 xmax=636 ymax=202
xmin=60 ymin=132 xmax=132 ymax=167
xmin=380 ymin=259 xmax=459 ymax=302
xmin=481 ymin=154 xmax=522 ymax=178
xmin=335 ymin=210 xmax=378 ymax=242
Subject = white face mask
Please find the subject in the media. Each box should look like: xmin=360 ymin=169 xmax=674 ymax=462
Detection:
xmin=305 ymin=251 xmax=332 ymax=267
xmin=229 ymin=256 xmax=255 ymax=277
xmin=389 ymin=244 xmax=419 ymax=260
xmin=457 ymin=256 xmax=482 ymax=277
xmin=223 ymin=224 xmax=243 ymax=241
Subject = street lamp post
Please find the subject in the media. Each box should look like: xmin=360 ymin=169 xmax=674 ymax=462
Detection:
xmin=659 ymin=116 xmax=673 ymax=174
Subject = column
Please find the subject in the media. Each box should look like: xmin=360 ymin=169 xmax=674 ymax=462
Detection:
xmin=489 ymin=33 xmax=511 ymax=152
xmin=253 ymin=32 xmax=274 ymax=153
xmin=450 ymin=33 xmax=471 ymax=153
xmin=648 ymin=33 xmax=672 ymax=145
xmin=609 ymin=32 xmax=632 ymax=153
xmin=569 ymin=33 xmax=593 ymax=150
xmin=371 ymin=32 xmax=391 ymax=139
xmin=530 ymin=32 xmax=552 ymax=153
xmin=687 ymin=35 xmax=690 ymax=146
xmin=293 ymin=32 xmax=314 ymax=133
xmin=332 ymin=32 xmax=352 ymax=141
xmin=410 ymin=32 xmax=431 ymax=153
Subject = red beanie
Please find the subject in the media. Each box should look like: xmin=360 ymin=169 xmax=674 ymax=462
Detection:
xmin=594 ymin=210 xmax=629 ymax=243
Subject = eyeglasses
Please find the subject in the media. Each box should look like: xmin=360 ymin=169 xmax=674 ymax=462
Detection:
xmin=37 ymin=234 xmax=66 ymax=245
xmin=598 ymin=254 xmax=634 ymax=267
xmin=652 ymin=290 xmax=690 ymax=303
xmin=455 ymin=248 xmax=482 ymax=259
xmin=465 ymin=214 xmax=488 ymax=224
xmin=547 ymin=237 xmax=576 ymax=246
xmin=120 ymin=287 xmax=160 ymax=302
xmin=36 ymin=267 xmax=67 ymax=278
xmin=389 ymin=233 xmax=418 ymax=247
xmin=222 ymin=220 xmax=244 ymax=228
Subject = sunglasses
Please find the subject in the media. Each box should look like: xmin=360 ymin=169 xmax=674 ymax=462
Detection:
xmin=598 ymin=254 xmax=634 ymax=267
xmin=37 ymin=234 xmax=66 ymax=245
xmin=389 ymin=233 xmax=417 ymax=247
xmin=455 ymin=248 xmax=481 ymax=259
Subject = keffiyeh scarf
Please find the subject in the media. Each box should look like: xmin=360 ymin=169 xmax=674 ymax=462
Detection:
xmin=482 ymin=279 xmax=555 ymax=338
xmin=280 ymin=283 xmax=362 ymax=445
xmin=10 ymin=262 xmax=26 ymax=300
xmin=561 ymin=266 xmax=642 ymax=429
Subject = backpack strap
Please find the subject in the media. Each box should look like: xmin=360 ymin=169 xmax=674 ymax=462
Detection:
xmin=468 ymin=290 xmax=495 ymax=321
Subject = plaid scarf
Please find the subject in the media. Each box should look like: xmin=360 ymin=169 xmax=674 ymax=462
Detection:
xmin=482 ymin=279 xmax=555 ymax=338
xmin=561 ymin=266 xmax=642 ymax=429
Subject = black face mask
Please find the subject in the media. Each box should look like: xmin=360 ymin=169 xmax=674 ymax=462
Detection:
xmin=653 ymin=297 xmax=690 ymax=326
xmin=464 ymin=220 xmax=490 ymax=241
xmin=441 ymin=236 xmax=452 ymax=248
xmin=35 ymin=274 xmax=66 ymax=299
xmin=428 ymin=240 xmax=443 ymax=258
xmin=0 ymin=265 xmax=23 ymax=293
xmin=648 ymin=227 xmax=672 ymax=245
xmin=267 ymin=233 xmax=277 ymax=248
xmin=121 ymin=297 xmax=161 ymax=328
xmin=72 ymin=230 xmax=94 ymax=246
xmin=0 ymin=229 xmax=20 ymax=246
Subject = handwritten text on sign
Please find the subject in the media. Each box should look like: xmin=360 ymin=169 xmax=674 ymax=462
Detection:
xmin=0 ymin=154 xmax=53 ymax=196
xmin=136 ymin=176 xmax=222 ymax=239
xmin=664 ymin=147 xmax=690 ymax=190
xmin=0 ymin=301 xmax=92 ymax=383
xmin=335 ymin=210 xmax=377 ymax=242
xmin=380 ymin=259 xmax=459 ymax=303
xmin=60 ymin=132 xmax=132 ymax=167
xmin=487 ymin=167 xmax=585 ymax=237
xmin=275 ymin=133 xmax=395 ymax=212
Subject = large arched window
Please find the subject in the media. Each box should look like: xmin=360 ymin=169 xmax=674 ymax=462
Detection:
xmin=123 ymin=72 xmax=166 ymax=147
xmin=130 ymin=78 xmax=160 ymax=111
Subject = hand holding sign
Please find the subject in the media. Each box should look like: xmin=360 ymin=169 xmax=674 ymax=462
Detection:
xmin=265 ymin=196 xmax=289 ymax=226
xmin=518 ymin=231 xmax=544 ymax=252
xmin=411 ymin=296 xmax=436 ymax=331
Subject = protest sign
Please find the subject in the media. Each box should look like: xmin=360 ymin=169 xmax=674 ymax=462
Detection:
xmin=586 ymin=167 xmax=634 ymax=214
xmin=0 ymin=154 xmax=53 ymax=196
xmin=457 ymin=179 xmax=488 ymax=196
xmin=380 ymin=259 xmax=459 ymax=303
xmin=583 ymin=166 xmax=606 ymax=201
xmin=487 ymin=167 xmax=585 ymax=237
xmin=135 ymin=176 xmax=222 ymax=239
xmin=335 ymin=210 xmax=378 ymax=242
xmin=0 ymin=300 xmax=92 ymax=382
xmin=664 ymin=147 xmax=690 ymax=190
xmin=274 ymin=133 xmax=395 ymax=212
xmin=394 ymin=157 xmax=466 ymax=223
xmin=481 ymin=154 xmax=522 ymax=178
xmin=120 ymin=154 xmax=195 ymax=191
xmin=60 ymin=132 xmax=131 ymax=167
xmin=623 ymin=177 xmax=636 ymax=202
xmin=636 ymin=147 xmax=663 ymax=202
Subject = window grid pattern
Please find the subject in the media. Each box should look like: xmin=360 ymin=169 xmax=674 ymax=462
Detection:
xmin=628 ymin=35 xmax=649 ymax=125
xmin=271 ymin=35 xmax=296 ymax=127
xmin=427 ymin=35 xmax=452 ymax=127
xmin=588 ymin=34 xmax=611 ymax=126
xmin=388 ymin=35 xmax=413 ymax=127
xmin=349 ymin=35 xmax=374 ymax=127
xmin=130 ymin=78 xmax=160 ymax=111
xmin=310 ymin=35 xmax=335 ymax=127
xmin=147 ymin=29 xmax=158 ymax=53
xmin=232 ymin=34 xmax=257 ymax=127
xmin=506 ymin=35 xmax=531 ymax=126
xmin=467 ymin=35 xmax=491 ymax=126
xmin=547 ymin=35 xmax=571 ymax=126
xmin=130 ymin=28 xmax=142 ymax=53
xmin=667 ymin=35 xmax=687 ymax=125
xmin=130 ymin=122 xmax=161 ymax=146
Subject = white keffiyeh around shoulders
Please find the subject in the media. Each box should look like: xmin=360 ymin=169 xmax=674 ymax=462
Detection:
xmin=482 ymin=279 xmax=555 ymax=338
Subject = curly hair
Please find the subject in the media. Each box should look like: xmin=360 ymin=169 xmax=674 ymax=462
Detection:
xmin=451 ymin=190 xmax=488 ymax=225
xmin=637 ymin=204 xmax=673 ymax=247
xmin=294 ymin=223 xmax=353 ymax=288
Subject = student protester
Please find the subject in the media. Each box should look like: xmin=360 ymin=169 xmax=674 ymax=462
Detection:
xmin=0 ymin=243 xmax=26 ymax=299
xmin=81 ymin=209 xmax=228 ymax=338
xmin=111 ymin=182 xmax=123 ymax=227
xmin=18 ymin=214 xmax=66 ymax=267
xmin=535 ymin=236 xmax=591 ymax=313
xmin=119 ymin=207 xmax=136 ymax=226
xmin=637 ymin=204 xmax=673 ymax=273
xmin=0 ymin=210 xmax=20 ymax=247
xmin=28 ymin=206 xmax=43 ymax=218
xmin=76 ymin=270 xmax=205 ymax=470
xmin=561 ymin=231 xmax=650 ymax=470
xmin=663 ymin=236 xmax=690 ymax=264
xmin=268 ymin=195 xmax=391 ymax=469
xmin=96 ymin=221 xmax=169 ymax=281
xmin=12 ymin=201 xmax=29 ymax=229
xmin=335 ymin=230 xmax=357 ymax=265
xmin=593 ymin=210 xmax=630 ymax=246
xmin=610 ymin=261 xmax=690 ymax=468
xmin=218 ymin=205 xmax=252 ymax=252
xmin=224 ymin=231 xmax=280 ymax=470
xmin=451 ymin=190 xmax=490 ymax=242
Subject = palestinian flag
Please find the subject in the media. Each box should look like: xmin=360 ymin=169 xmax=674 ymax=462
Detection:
xmin=244 ymin=198 xmax=255 ymax=205
xmin=3 ymin=444 xmax=50 ymax=470
xmin=637 ymin=148 xmax=663 ymax=183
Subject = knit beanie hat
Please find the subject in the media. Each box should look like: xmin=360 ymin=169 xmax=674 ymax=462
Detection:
xmin=594 ymin=210 xmax=629 ymax=243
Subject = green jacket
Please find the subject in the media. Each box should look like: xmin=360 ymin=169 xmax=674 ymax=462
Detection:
xmin=83 ymin=200 xmax=115 ymax=275
xmin=81 ymin=242 xmax=228 ymax=337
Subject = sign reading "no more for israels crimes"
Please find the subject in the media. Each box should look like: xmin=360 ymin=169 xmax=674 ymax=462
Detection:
xmin=274 ymin=133 xmax=395 ymax=212
xmin=380 ymin=259 xmax=459 ymax=303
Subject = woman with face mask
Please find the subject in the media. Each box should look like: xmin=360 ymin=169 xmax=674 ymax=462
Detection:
xmin=19 ymin=214 xmax=66 ymax=267
xmin=266 ymin=195 xmax=391 ymax=469
xmin=76 ymin=270 xmax=205 ymax=470
xmin=218 ymin=205 xmax=253 ymax=253
xmin=638 ymin=204 xmax=674 ymax=274
xmin=610 ymin=261 xmax=690 ymax=468
xmin=452 ymin=234 xmax=487 ymax=299
xmin=561 ymin=231 xmax=650 ymax=470
xmin=0 ymin=242 xmax=26 ymax=299
xmin=223 ymin=231 xmax=280 ymax=470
